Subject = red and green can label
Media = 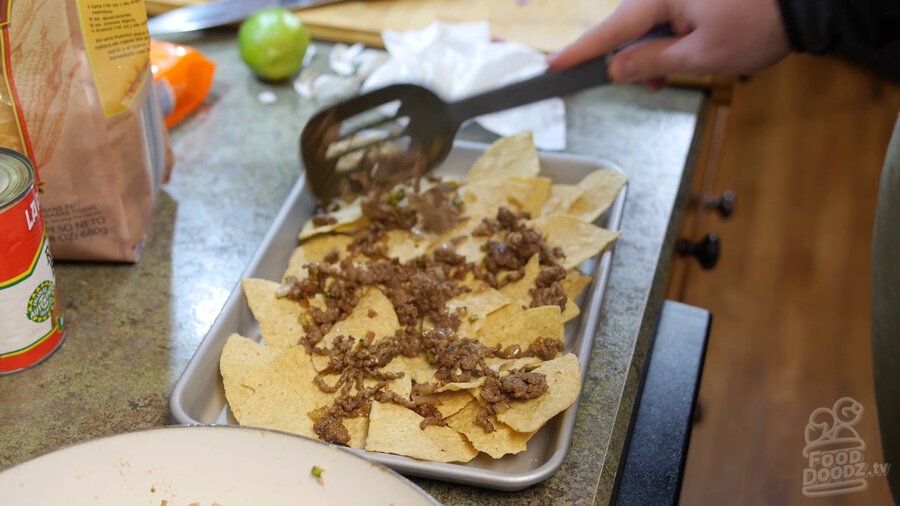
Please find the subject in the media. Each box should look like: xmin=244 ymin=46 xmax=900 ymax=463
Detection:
xmin=1 ymin=151 xmax=65 ymax=373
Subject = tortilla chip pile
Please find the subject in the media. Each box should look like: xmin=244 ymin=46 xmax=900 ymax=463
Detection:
xmin=220 ymin=131 xmax=626 ymax=463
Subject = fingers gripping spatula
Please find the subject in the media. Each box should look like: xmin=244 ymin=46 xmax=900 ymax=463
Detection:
xmin=300 ymin=29 xmax=672 ymax=202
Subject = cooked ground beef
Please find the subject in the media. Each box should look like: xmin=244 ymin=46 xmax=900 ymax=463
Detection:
xmin=377 ymin=389 xmax=446 ymax=429
xmin=432 ymin=244 xmax=466 ymax=266
xmin=312 ymin=215 xmax=338 ymax=227
xmin=409 ymin=185 xmax=462 ymax=234
xmin=525 ymin=337 xmax=565 ymax=360
xmin=312 ymin=382 xmax=386 ymax=444
xmin=283 ymin=246 xmax=471 ymax=350
xmin=484 ymin=241 xmax=522 ymax=272
xmin=530 ymin=265 xmax=568 ymax=310
xmin=429 ymin=338 xmax=496 ymax=384
xmin=495 ymin=345 xmax=522 ymax=359
xmin=473 ymin=207 xmax=566 ymax=290
xmin=471 ymin=218 xmax=499 ymax=237
xmin=501 ymin=371 xmax=549 ymax=400
xmin=292 ymin=184 xmax=571 ymax=444
xmin=313 ymin=413 xmax=351 ymax=444
xmin=476 ymin=370 xmax=549 ymax=432
xmin=361 ymin=198 xmax=418 ymax=231
xmin=348 ymin=226 xmax=388 ymax=259
xmin=324 ymin=249 xmax=341 ymax=264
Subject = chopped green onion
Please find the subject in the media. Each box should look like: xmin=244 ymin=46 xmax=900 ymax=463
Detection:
xmin=385 ymin=189 xmax=406 ymax=206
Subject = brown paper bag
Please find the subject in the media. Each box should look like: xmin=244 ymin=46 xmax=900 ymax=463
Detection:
xmin=0 ymin=0 xmax=172 ymax=262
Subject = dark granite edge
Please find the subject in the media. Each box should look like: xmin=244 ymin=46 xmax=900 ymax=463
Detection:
xmin=591 ymin=96 xmax=711 ymax=505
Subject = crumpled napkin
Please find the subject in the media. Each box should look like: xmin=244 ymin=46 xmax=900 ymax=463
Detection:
xmin=362 ymin=21 xmax=566 ymax=150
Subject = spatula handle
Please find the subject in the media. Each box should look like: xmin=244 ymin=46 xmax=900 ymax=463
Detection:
xmin=447 ymin=25 xmax=674 ymax=127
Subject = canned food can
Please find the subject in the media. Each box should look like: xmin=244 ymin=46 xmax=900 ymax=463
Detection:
xmin=0 ymin=148 xmax=65 ymax=374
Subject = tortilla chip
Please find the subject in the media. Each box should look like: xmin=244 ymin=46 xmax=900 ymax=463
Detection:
xmin=235 ymin=347 xmax=333 ymax=439
xmin=220 ymin=334 xmax=283 ymax=419
xmin=561 ymin=270 xmax=592 ymax=322
xmin=242 ymin=278 xmax=304 ymax=349
xmin=461 ymin=176 xmax=552 ymax=221
xmin=563 ymin=269 xmax=592 ymax=301
xmin=382 ymin=375 xmax=413 ymax=401
xmin=496 ymin=353 xmax=581 ymax=433
xmin=516 ymin=177 xmax=552 ymax=218
xmin=284 ymin=247 xmax=309 ymax=282
xmin=567 ymin=169 xmax=627 ymax=223
xmin=384 ymin=355 xmax=436 ymax=385
xmin=447 ymin=233 xmax=486 ymax=265
xmin=445 ymin=286 xmax=510 ymax=339
xmin=225 ymin=131 xmax=603 ymax=462
xmin=532 ymin=215 xmax=621 ymax=269
xmin=384 ymin=229 xmax=431 ymax=263
xmin=344 ymin=416 xmax=370 ymax=449
xmin=479 ymin=305 xmax=564 ymax=350
xmin=465 ymin=131 xmax=541 ymax=183
xmin=485 ymin=356 xmax=543 ymax=373
xmin=365 ymin=401 xmax=478 ymax=463
xmin=499 ymin=254 xmax=540 ymax=307
xmin=446 ymin=400 xmax=535 ymax=458
xmin=434 ymin=390 xmax=474 ymax=418
xmin=436 ymin=377 xmax=486 ymax=392
xmin=299 ymin=199 xmax=366 ymax=240
xmin=319 ymin=286 xmax=399 ymax=348
xmin=560 ymin=300 xmax=579 ymax=323
xmin=540 ymin=184 xmax=583 ymax=217
xmin=283 ymin=234 xmax=354 ymax=281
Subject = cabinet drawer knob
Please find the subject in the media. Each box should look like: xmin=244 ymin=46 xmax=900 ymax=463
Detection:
xmin=676 ymin=233 xmax=721 ymax=270
xmin=703 ymin=190 xmax=736 ymax=218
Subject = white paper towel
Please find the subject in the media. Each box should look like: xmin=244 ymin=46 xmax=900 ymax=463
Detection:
xmin=362 ymin=21 xmax=566 ymax=150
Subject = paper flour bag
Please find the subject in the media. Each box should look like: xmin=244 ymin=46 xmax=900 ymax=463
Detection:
xmin=0 ymin=0 xmax=171 ymax=261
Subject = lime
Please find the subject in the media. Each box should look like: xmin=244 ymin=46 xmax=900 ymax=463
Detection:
xmin=238 ymin=7 xmax=311 ymax=82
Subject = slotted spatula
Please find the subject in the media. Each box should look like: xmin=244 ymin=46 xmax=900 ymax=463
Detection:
xmin=300 ymin=28 xmax=672 ymax=201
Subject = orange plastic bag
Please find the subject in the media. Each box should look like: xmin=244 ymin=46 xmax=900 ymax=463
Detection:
xmin=151 ymin=40 xmax=216 ymax=128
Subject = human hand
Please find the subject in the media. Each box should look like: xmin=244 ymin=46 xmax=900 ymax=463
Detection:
xmin=547 ymin=0 xmax=791 ymax=84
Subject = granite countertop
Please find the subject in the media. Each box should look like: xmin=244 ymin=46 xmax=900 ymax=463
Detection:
xmin=0 ymin=33 xmax=705 ymax=504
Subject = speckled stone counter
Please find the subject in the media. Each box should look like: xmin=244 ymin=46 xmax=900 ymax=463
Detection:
xmin=0 ymin=33 xmax=705 ymax=504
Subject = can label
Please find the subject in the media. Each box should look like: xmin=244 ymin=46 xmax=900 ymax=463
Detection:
xmin=1 ymin=181 xmax=65 ymax=373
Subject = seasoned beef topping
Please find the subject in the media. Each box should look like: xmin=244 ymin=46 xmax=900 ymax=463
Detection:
xmin=476 ymin=370 xmax=549 ymax=432
xmin=361 ymin=197 xmax=418 ymax=231
xmin=323 ymin=249 xmax=341 ymax=264
xmin=409 ymin=185 xmax=462 ymax=234
xmin=313 ymin=411 xmax=351 ymax=444
xmin=500 ymin=371 xmax=549 ymax=400
xmin=289 ymin=185 xmax=575 ymax=444
xmin=312 ymin=215 xmax=338 ymax=227
xmin=472 ymin=207 xmax=567 ymax=292
xmin=526 ymin=337 xmax=565 ymax=360
xmin=428 ymin=338 xmax=495 ymax=384
xmin=530 ymin=265 xmax=568 ymax=310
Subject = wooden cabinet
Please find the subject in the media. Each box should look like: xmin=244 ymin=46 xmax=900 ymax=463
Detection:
xmin=666 ymin=78 xmax=735 ymax=301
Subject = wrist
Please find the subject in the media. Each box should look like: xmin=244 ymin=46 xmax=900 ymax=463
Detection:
xmin=775 ymin=0 xmax=839 ymax=54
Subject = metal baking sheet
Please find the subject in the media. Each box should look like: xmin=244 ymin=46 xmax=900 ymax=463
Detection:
xmin=169 ymin=140 xmax=627 ymax=491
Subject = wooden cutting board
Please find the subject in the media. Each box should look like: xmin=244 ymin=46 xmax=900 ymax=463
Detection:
xmin=146 ymin=0 xmax=621 ymax=54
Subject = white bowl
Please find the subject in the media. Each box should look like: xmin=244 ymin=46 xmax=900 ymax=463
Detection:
xmin=0 ymin=425 xmax=439 ymax=505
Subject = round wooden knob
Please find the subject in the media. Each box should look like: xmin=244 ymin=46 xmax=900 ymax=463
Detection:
xmin=676 ymin=233 xmax=721 ymax=270
xmin=703 ymin=190 xmax=736 ymax=218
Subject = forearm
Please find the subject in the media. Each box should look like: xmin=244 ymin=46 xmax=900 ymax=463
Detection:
xmin=777 ymin=0 xmax=900 ymax=54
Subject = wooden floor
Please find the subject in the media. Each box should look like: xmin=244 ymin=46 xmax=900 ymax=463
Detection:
xmin=678 ymin=55 xmax=899 ymax=505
